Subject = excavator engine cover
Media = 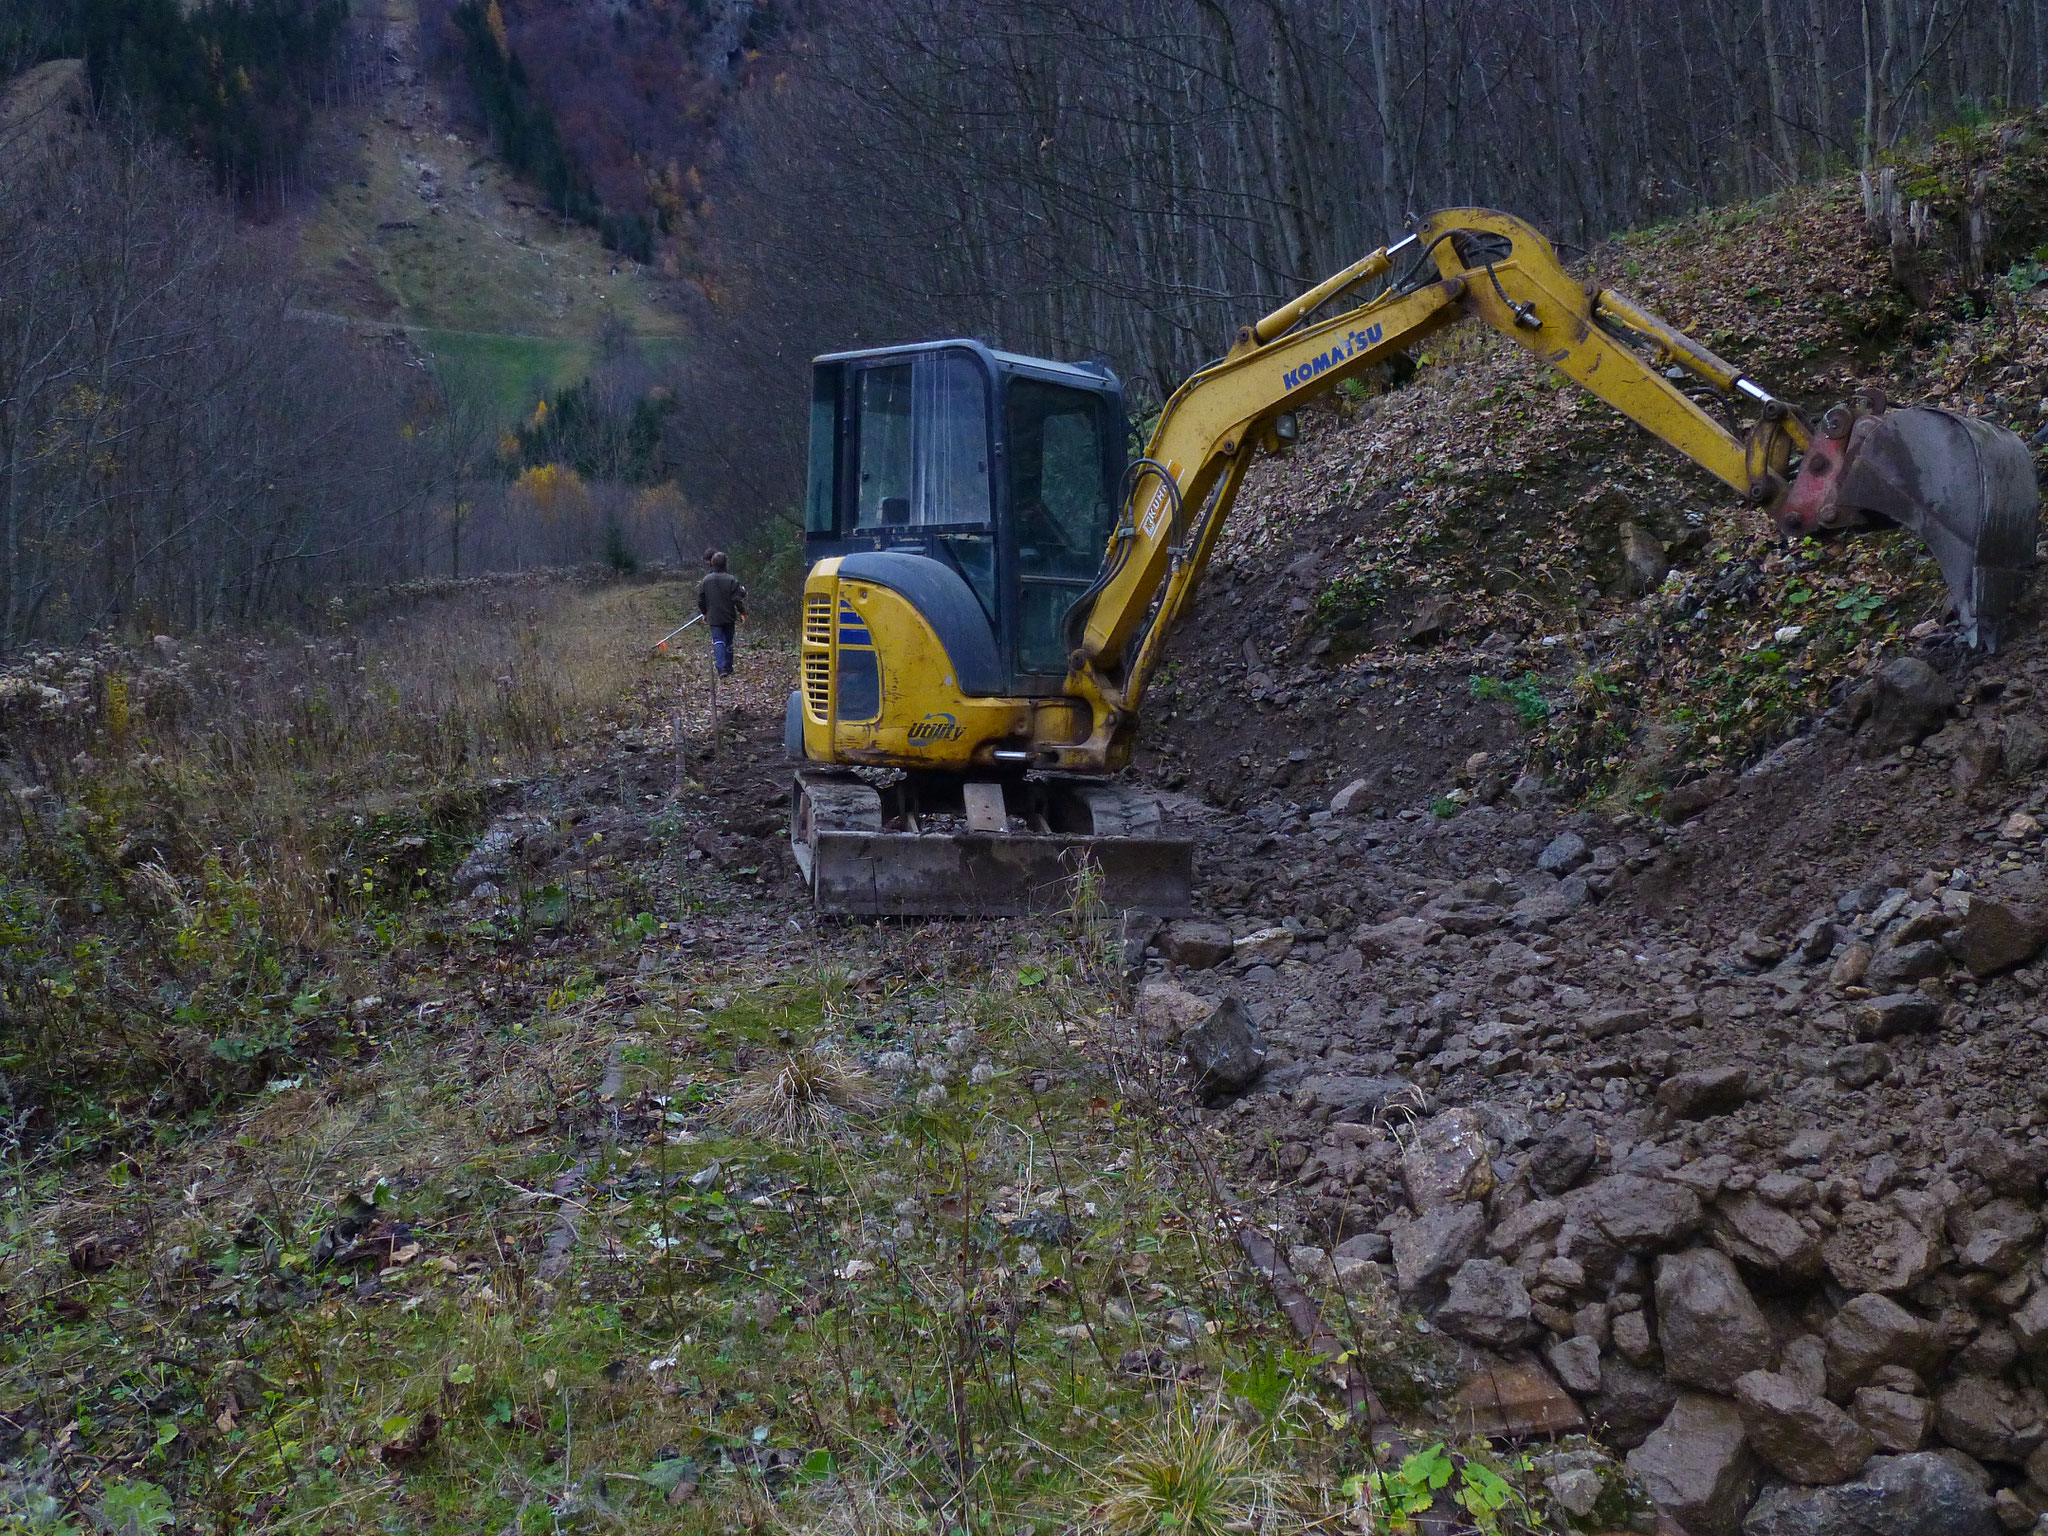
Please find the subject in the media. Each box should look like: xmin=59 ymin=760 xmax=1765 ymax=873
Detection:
xmin=1778 ymin=405 xmax=2038 ymax=650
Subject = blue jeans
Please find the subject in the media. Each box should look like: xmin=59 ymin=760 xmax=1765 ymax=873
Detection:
xmin=711 ymin=623 xmax=735 ymax=675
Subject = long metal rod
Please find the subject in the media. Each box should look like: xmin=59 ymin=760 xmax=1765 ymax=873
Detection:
xmin=652 ymin=614 xmax=705 ymax=650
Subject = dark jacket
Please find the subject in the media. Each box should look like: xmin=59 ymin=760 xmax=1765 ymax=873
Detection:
xmin=697 ymin=571 xmax=746 ymax=626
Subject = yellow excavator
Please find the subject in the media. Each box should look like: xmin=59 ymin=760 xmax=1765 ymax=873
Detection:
xmin=784 ymin=207 xmax=2039 ymax=916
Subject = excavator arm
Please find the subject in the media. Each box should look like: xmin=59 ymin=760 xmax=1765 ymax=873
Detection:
xmin=1059 ymin=208 xmax=1826 ymax=769
xmin=788 ymin=206 xmax=2035 ymax=917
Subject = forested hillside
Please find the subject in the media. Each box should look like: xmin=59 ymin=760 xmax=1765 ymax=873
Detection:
xmin=660 ymin=0 xmax=2048 ymax=540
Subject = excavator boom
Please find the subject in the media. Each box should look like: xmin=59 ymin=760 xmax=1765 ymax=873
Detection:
xmin=789 ymin=208 xmax=2039 ymax=915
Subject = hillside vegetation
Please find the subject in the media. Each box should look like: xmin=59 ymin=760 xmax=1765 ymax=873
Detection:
xmin=1168 ymin=111 xmax=2048 ymax=810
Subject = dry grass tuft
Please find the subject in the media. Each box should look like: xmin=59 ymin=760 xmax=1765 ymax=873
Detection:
xmin=715 ymin=1044 xmax=882 ymax=1144
xmin=1085 ymin=1400 xmax=1281 ymax=1536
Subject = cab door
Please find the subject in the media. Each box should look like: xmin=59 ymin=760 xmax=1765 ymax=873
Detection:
xmin=1002 ymin=376 xmax=1119 ymax=688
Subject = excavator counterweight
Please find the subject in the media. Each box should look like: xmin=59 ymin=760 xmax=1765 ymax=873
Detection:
xmin=787 ymin=209 xmax=2040 ymax=915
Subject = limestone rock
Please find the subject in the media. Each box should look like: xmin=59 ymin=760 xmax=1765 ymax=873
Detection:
xmin=1231 ymin=927 xmax=1294 ymax=966
xmin=1824 ymin=1293 xmax=1945 ymax=1397
xmin=1181 ymin=996 xmax=1267 ymax=1099
xmin=1487 ymin=1198 xmax=1565 ymax=1258
xmin=1831 ymin=940 xmax=1874 ymax=988
xmin=1740 ymin=1452 xmax=2000 ymax=1536
xmin=1294 ymin=1073 xmax=1420 ymax=1122
xmin=1402 ymin=1107 xmax=1494 ymax=1213
xmin=1613 ymin=1307 xmax=1659 ymax=1365
xmin=1627 ymin=1392 xmax=1761 ymax=1536
xmin=1866 ymin=939 xmax=1951 ymax=988
xmin=1589 ymin=1358 xmax=1679 ymax=1450
xmin=1823 ymin=1204 xmax=1938 ymax=1294
xmin=1948 ymin=1197 xmax=2040 ymax=1276
xmin=1831 ymin=1042 xmax=1891 ymax=1089
xmin=2005 ymin=716 xmax=2048 ymax=776
xmin=1584 ymin=1175 xmax=1704 ymax=1250
xmin=1437 ymin=1258 xmax=1535 ymax=1349
xmin=1656 ymin=1065 xmax=1755 ymax=1119
xmin=1852 ymin=1386 xmax=1931 ymax=1452
xmin=1352 ymin=915 xmax=1443 ymax=958
xmin=1390 ymin=1202 xmax=1487 ymax=1301
xmin=1733 ymin=1368 xmax=1878 ymax=1484
xmin=1663 ymin=771 xmax=1734 ymax=825
xmin=1537 ymin=831 xmax=1591 ymax=874
xmin=1137 ymin=981 xmax=1214 ymax=1039
xmin=1710 ymin=1191 xmax=1824 ymax=1283
xmin=1156 ymin=921 xmax=1234 ymax=969
xmin=2008 ymin=1287 xmax=2048 ymax=1359
xmin=1945 ymin=898 xmax=2048 ymax=976
xmin=1621 ymin=522 xmax=1670 ymax=594
xmin=1527 ymin=1114 xmax=1599 ymax=1196
xmin=1934 ymin=1375 xmax=2046 ymax=1464
xmin=1328 ymin=778 xmax=1374 ymax=816
xmin=1854 ymin=993 xmax=1940 ymax=1041
xmin=1858 ymin=657 xmax=1956 ymax=754
xmin=1546 ymin=1334 xmax=1602 ymax=1395
xmin=1656 ymin=1248 xmax=1773 ymax=1393
xmin=1584 ymin=1006 xmax=1654 ymax=1039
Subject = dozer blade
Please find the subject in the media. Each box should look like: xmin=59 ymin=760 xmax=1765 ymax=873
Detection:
xmin=792 ymin=770 xmax=1193 ymax=918
xmin=1831 ymin=407 xmax=2039 ymax=650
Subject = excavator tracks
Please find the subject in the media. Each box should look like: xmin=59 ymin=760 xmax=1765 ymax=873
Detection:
xmin=791 ymin=769 xmax=1193 ymax=918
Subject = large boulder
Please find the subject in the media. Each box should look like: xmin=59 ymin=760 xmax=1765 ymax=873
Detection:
xmin=1656 ymin=1248 xmax=1774 ymax=1393
xmin=1656 ymin=1066 xmax=1756 ymax=1119
xmin=1390 ymin=1202 xmax=1487 ymax=1302
xmin=1733 ymin=1369 xmax=1878 ymax=1484
xmin=1853 ymin=993 xmax=1940 ymax=1041
xmin=1933 ymin=1375 xmax=2047 ymax=1464
xmin=1588 ymin=1358 xmax=1679 ymax=1450
xmin=1943 ymin=897 xmax=2048 ymax=976
xmin=1856 ymin=657 xmax=1955 ymax=755
xmin=1526 ymin=1114 xmax=1599 ymax=1196
xmin=1402 ymin=1107 xmax=1494 ymax=1213
xmin=1156 ymin=920 xmax=1235 ymax=969
xmin=1627 ymin=1392 xmax=1761 ymax=1536
xmin=1584 ymin=1175 xmax=1705 ymax=1251
xmin=1710 ymin=1192 xmax=1824 ymax=1284
xmin=1822 ymin=1205 xmax=1938 ymax=1294
xmin=1180 ymin=996 xmax=1266 ymax=1099
xmin=1740 ymin=1451 xmax=2000 ymax=1535
xmin=1436 ymin=1258 xmax=1536 ymax=1349
xmin=1824 ymin=1294 xmax=1945 ymax=1398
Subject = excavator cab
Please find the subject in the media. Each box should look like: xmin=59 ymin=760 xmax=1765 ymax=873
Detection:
xmin=785 ymin=341 xmax=1194 ymax=917
xmin=798 ymin=340 xmax=1125 ymax=693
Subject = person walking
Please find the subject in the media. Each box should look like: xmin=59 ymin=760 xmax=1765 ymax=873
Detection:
xmin=696 ymin=549 xmax=747 ymax=677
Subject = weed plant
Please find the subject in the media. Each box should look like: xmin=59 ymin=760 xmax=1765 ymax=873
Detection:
xmin=0 ymin=576 xmax=685 ymax=1139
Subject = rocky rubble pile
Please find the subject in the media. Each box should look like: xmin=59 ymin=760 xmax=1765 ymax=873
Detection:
xmin=1133 ymin=638 xmax=2048 ymax=1533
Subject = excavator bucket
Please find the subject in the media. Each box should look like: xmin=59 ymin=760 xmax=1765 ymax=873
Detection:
xmin=790 ymin=769 xmax=1193 ymax=919
xmin=1778 ymin=403 xmax=2039 ymax=650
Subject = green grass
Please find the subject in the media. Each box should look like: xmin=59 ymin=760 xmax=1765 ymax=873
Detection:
xmin=418 ymin=330 xmax=592 ymax=424
xmin=419 ymin=331 xmax=689 ymax=427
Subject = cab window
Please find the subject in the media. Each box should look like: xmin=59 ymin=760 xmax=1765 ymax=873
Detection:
xmin=855 ymin=364 xmax=913 ymax=528
xmin=1008 ymin=378 xmax=1114 ymax=673
xmin=805 ymin=366 xmax=839 ymax=534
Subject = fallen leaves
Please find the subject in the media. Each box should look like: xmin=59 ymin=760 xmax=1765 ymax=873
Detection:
xmin=377 ymin=1411 xmax=440 ymax=1469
